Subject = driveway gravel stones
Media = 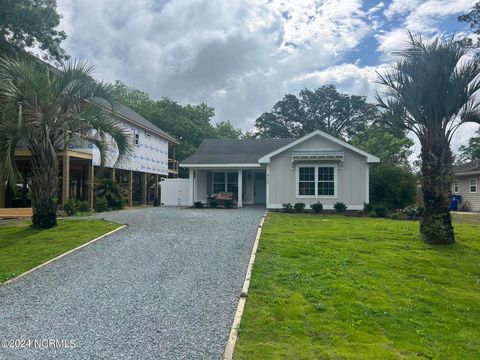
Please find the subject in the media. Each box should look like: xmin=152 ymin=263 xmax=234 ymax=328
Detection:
xmin=0 ymin=206 xmax=264 ymax=360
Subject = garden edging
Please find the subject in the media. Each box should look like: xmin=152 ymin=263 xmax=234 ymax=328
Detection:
xmin=224 ymin=211 xmax=267 ymax=360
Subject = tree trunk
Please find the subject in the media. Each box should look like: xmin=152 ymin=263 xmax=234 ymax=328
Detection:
xmin=30 ymin=145 xmax=59 ymax=229
xmin=419 ymin=132 xmax=454 ymax=244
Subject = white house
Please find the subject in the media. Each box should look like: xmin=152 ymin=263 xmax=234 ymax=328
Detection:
xmin=0 ymin=101 xmax=179 ymax=210
xmin=452 ymin=160 xmax=480 ymax=211
xmin=181 ymin=130 xmax=380 ymax=209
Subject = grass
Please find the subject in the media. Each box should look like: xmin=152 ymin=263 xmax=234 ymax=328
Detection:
xmin=234 ymin=213 xmax=480 ymax=360
xmin=0 ymin=219 xmax=121 ymax=283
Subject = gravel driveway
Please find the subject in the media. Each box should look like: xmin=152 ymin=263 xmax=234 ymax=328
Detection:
xmin=0 ymin=206 xmax=264 ymax=360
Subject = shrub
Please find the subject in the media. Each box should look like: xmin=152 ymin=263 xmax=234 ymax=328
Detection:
xmin=403 ymin=205 xmax=420 ymax=218
xmin=373 ymin=204 xmax=388 ymax=218
xmin=193 ymin=201 xmax=204 ymax=208
xmin=94 ymin=197 xmax=109 ymax=212
xmin=209 ymin=199 xmax=218 ymax=208
xmin=370 ymin=164 xmax=416 ymax=210
xmin=282 ymin=203 xmax=293 ymax=212
xmin=310 ymin=202 xmax=323 ymax=213
xmin=63 ymin=198 xmax=78 ymax=216
xmin=224 ymin=200 xmax=234 ymax=208
xmin=363 ymin=202 xmax=374 ymax=212
xmin=334 ymin=202 xmax=347 ymax=213
xmin=95 ymin=178 xmax=127 ymax=210
xmin=389 ymin=212 xmax=400 ymax=220
xmin=294 ymin=202 xmax=306 ymax=212
xmin=77 ymin=200 xmax=90 ymax=213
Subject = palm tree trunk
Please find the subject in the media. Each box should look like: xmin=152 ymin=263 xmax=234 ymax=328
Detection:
xmin=30 ymin=145 xmax=58 ymax=229
xmin=419 ymin=133 xmax=454 ymax=244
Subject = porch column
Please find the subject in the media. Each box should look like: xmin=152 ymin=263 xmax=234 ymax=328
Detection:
xmin=111 ymin=168 xmax=116 ymax=181
xmin=237 ymin=169 xmax=243 ymax=208
xmin=88 ymin=162 xmax=94 ymax=210
xmin=127 ymin=170 xmax=133 ymax=207
xmin=142 ymin=172 xmax=147 ymax=205
xmin=0 ymin=179 xmax=5 ymax=208
xmin=155 ymin=174 xmax=159 ymax=198
xmin=62 ymin=151 xmax=70 ymax=206
xmin=189 ymin=169 xmax=194 ymax=205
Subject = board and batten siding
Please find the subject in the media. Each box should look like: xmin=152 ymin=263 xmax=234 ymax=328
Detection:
xmin=267 ymin=135 xmax=369 ymax=210
xmin=454 ymin=175 xmax=480 ymax=212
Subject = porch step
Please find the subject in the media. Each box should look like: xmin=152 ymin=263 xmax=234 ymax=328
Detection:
xmin=0 ymin=208 xmax=33 ymax=219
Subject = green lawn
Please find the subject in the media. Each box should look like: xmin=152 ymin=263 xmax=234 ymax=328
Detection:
xmin=235 ymin=213 xmax=480 ymax=360
xmin=0 ymin=219 xmax=121 ymax=283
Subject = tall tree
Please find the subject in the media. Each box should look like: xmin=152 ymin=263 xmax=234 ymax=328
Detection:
xmin=0 ymin=57 xmax=130 ymax=229
xmin=214 ymin=121 xmax=244 ymax=139
xmin=458 ymin=127 xmax=480 ymax=162
xmin=0 ymin=0 xmax=68 ymax=63
xmin=255 ymin=85 xmax=377 ymax=139
xmin=459 ymin=2 xmax=480 ymax=43
xmin=377 ymin=34 xmax=480 ymax=245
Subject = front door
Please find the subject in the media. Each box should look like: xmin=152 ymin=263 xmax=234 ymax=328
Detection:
xmin=254 ymin=172 xmax=266 ymax=204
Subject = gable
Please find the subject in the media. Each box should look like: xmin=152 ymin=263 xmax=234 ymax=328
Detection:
xmin=258 ymin=130 xmax=380 ymax=164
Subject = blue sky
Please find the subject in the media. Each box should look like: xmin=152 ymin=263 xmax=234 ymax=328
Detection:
xmin=56 ymin=0 xmax=478 ymax=153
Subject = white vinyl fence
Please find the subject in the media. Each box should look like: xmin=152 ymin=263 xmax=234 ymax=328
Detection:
xmin=160 ymin=178 xmax=190 ymax=206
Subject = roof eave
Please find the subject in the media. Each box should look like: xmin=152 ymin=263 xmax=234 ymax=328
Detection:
xmin=181 ymin=163 xmax=262 ymax=168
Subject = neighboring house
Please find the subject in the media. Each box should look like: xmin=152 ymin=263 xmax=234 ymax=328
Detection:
xmin=452 ymin=160 xmax=480 ymax=212
xmin=181 ymin=130 xmax=380 ymax=209
xmin=0 ymin=102 xmax=179 ymax=210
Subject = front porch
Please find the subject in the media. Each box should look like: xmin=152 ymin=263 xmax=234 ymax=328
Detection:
xmin=188 ymin=168 xmax=267 ymax=207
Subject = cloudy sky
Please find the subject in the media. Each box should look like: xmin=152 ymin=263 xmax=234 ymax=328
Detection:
xmin=56 ymin=0 xmax=478 ymax=152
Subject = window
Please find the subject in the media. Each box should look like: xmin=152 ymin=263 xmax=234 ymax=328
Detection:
xmin=298 ymin=167 xmax=315 ymax=196
xmin=470 ymin=178 xmax=477 ymax=193
xmin=213 ymin=172 xmax=225 ymax=193
xmin=134 ymin=131 xmax=140 ymax=146
xmin=297 ymin=165 xmax=336 ymax=197
xmin=226 ymin=172 xmax=238 ymax=193
xmin=453 ymin=182 xmax=459 ymax=193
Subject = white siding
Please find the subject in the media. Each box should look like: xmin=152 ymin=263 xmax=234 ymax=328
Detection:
xmin=454 ymin=175 xmax=480 ymax=212
xmin=267 ymin=134 xmax=369 ymax=209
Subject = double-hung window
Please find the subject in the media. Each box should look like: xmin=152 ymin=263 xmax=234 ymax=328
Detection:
xmin=453 ymin=182 xmax=459 ymax=193
xmin=213 ymin=172 xmax=226 ymax=193
xmin=297 ymin=165 xmax=336 ymax=197
xmin=212 ymin=172 xmax=238 ymax=194
xmin=470 ymin=178 xmax=477 ymax=193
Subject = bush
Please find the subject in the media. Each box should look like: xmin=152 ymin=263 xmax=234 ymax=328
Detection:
xmin=193 ymin=201 xmax=204 ymax=208
xmin=294 ymin=202 xmax=306 ymax=212
xmin=363 ymin=202 xmax=374 ymax=212
xmin=94 ymin=197 xmax=109 ymax=212
xmin=334 ymin=202 xmax=347 ymax=213
xmin=95 ymin=178 xmax=127 ymax=210
xmin=224 ymin=200 xmax=234 ymax=208
xmin=63 ymin=198 xmax=78 ymax=216
xmin=77 ymin=200 xmax=90 ymax=213
xmin=403 ymin=205 xmax=420 ymax=218
xmin=389 ymin=213 xmax=400 ymax=220
xmin=310 ymin=202 xmax=323 ymax=213
xmin=209 ymin=199 xmax=218 ymax=208
xmin=373 ymin=204 xmax=388 ymax=218
xmin=370 ymin=164 xmax=416 ymax=210
xmin=282 ymin=203 xmax=293 ymax=212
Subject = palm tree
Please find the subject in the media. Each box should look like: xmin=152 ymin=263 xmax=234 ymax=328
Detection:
xmin=0 ymin=56 xmax=131 ymax=229
xmin=377 ymin=34 xmax=480 ymax=244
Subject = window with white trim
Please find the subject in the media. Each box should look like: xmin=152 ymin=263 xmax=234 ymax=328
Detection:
xmin=470 ymin=178 xmax=477 ymax=193
xmin=134 ymin=131 xmax=140 ymax=146
xmin=297 ymin=165 xmax=336 ymax=197
xmin=213 ymin=172 xmax=225 ymax=193
xmin=453 ymin=182 xmax=459 ymax=193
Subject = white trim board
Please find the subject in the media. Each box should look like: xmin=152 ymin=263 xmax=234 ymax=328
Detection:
xmin=258 ymin=130 xmax=380 ymax=164
xmin=181 ymin=163 xmax=261 ymax=169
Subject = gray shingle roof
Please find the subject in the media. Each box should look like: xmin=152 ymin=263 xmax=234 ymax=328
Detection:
xmin=453 ymin=160 xmax=480 ymax=174
xmin=182 ymin=138 xmax=296 ymax=165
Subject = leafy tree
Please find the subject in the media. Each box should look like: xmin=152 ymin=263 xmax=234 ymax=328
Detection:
xmin=370 ymin=165 xmax=417 ymax=210
xmin=377 ymin=34 xmax=480 ymax=245
xmin=214 ymin=121 xmax=244 ymax=139
xmin=458 ymin=127 xmax=480 ymax=162
xmin=255 ymin=85 xmax=378 ymax=139
xmin=0 ymin=57 xmax=130 ymax=229
xmin=0 ymin=0 xmax=68 ymax=63
xmin=351 ymin=126 xmax=414 ymax=167
xmin=459 ymin=2 xmax=480 ymax=42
